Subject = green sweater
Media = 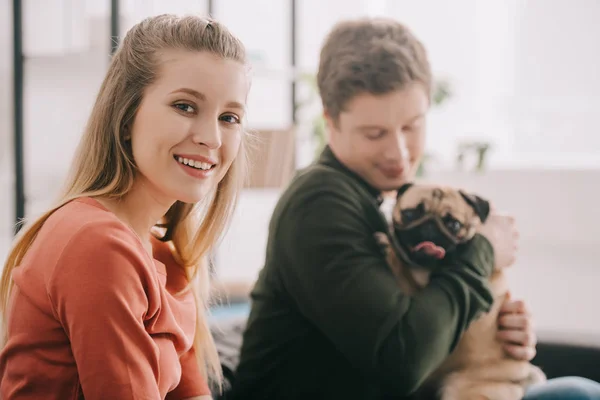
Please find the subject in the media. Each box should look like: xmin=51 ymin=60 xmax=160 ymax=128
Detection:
xmin=231 ymin=146 xmax=495 ymax=400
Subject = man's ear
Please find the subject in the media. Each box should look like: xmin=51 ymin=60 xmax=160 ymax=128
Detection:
xmin=323 ymin=110 xmax=336 ymax=142
xmin=459 ymin=190 xmax=490 ymax=222
xmin=397 ymin=182 xmax=414 ymax=199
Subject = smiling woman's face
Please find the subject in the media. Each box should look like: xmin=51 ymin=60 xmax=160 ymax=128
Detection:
xmin=129 ymin=49 xmax=249 ymax=204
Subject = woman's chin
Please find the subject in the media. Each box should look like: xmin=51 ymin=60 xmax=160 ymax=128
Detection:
xmin=167 ymin=170 xmax=222 ymax=204
xmin=165 ymin=184 xmax=212 ymax=205
xmin=177 ymin=190 xmax=211 ymax=205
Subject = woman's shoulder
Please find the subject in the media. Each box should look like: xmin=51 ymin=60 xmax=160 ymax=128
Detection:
xmin=27 ymin=197 xmax=149 ymax=273
xmin=42 ymin=197 xmax=139 ymax=249
xmin=14 ymin=197 xmax=157 ymax=301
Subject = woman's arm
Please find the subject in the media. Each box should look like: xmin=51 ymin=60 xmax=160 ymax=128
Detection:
xmin=165 ymin=346 xmax=212 ymax=399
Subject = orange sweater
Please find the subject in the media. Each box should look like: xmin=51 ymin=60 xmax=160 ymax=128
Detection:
xmin=0 ymin=197 xmax=211 ymax=399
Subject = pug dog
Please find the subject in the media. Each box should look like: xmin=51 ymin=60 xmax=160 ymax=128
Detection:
xmin=374 ymin=183 xmax=546 ymax=400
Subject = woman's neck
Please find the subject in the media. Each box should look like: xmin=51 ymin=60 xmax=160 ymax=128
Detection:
xmin=96 ymin=179 xmax=173 ymax=253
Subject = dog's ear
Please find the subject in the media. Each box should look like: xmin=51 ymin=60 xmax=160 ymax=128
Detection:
xmin=397 ymin=182 xmax=414 ymax=199
xmin=459 ymin=190 xmax=490 ymax=222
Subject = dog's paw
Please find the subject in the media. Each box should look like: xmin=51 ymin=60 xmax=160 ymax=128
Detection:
xmin=374 ymin=232 xmax=391 ymax=249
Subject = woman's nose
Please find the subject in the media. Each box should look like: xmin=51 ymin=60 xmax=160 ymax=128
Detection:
xmin=191 ymin=118 xmax=222 ymax=149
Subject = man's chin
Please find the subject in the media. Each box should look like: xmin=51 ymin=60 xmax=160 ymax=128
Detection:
xmin=375 ymin=177 xmax=412 ymax=192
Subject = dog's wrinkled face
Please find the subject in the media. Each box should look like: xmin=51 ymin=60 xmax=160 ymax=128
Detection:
xmin=391 ymin=183 xmax=490 ymax=268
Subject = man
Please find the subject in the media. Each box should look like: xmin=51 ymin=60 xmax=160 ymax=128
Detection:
xmin=230 ymin=18 xmax=600 ymax=400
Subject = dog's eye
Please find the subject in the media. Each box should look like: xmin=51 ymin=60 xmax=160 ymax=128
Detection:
xmin=401 ymin=203 xmax=425 ymax=223
xmin=401 ymin=210 xmax=417 ymax=222
xmin=443 ymin=215 xmax=463 ymax=234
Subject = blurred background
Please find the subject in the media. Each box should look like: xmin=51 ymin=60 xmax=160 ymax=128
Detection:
xmin=1 ymin=0 xmax=599 ymax=346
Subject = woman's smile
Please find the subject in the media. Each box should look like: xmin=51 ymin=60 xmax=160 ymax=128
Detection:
xmin=174 ymin=154 xmax=218 ymax=179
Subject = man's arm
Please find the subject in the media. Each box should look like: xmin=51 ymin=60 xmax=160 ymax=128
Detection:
xmin=277 ymin=182 xmax=495 ymax=396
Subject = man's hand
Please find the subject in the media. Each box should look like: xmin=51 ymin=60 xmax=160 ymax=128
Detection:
xmin=496 ymin=293 xmax=537 ymax=361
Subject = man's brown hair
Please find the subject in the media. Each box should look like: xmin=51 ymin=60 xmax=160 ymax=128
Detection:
xmin=317 ymin=17 xmax=432 ymax=121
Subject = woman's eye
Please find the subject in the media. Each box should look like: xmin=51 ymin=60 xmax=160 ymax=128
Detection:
xmin=173 ymin=103 xmax=195 ymax=114
xmin=220 ymin=114 xmax=240 ymax=124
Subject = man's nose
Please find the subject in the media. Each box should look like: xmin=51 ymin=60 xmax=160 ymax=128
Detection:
xmin=192 ymin=118 xmax=222 ymax=149
xmin=384 ymin=131 xmax=409 ymax=162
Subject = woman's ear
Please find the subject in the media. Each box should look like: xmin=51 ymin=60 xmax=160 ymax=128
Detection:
xmin=123 ymin=125 xmax=131 ymax=141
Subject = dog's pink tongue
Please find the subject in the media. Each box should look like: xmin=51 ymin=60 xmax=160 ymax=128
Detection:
xmin=414 ymin=241 xmax=446 ymax=259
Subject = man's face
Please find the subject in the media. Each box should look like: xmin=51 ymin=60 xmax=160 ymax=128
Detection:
xmin=326 ymin=83 xmax=429 ymax=192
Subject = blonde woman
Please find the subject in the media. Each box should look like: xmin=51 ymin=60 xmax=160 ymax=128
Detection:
xmin=0 ymin=14 xmax=250 ymax=400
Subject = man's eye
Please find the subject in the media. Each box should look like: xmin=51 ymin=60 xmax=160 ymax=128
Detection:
xmin=220 ymin=114 xmax=240 ymax=124
xmin=173 ymin=103 xmax=195 ymax=114
xmin=366 ymin=130 xmax=385 ymax=139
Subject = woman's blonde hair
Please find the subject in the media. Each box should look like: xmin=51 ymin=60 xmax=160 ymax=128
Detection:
xmin=0 ymin=14 xmax=250 ymax=388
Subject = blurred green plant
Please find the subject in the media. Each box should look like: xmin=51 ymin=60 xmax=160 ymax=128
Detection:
xmin=294 ymin=73 xmax=326 ymax=159
xmin=456 ymin=140 xmax=492 ymax=172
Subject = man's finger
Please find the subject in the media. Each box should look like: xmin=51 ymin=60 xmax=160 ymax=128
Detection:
xmin=503 ymin=343 xmax=536 ymax=362
xmin=498 ymin=313 xmax=532 ymax=331
xmin=497 ymin=329 xmax=536 ymax=347
xmin=499 ymin=299 xmax=527 ymax=315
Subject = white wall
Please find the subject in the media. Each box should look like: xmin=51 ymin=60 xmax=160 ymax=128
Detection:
xmin=1 ymin=0 xmax=13 ymax=261
xmin=24 ymin=53 xmax=108 ymax=217
xmin=216 ymin=170 xmax=600 ymax=346
xmin=510 ymin=0 xmax=600 ymax=163
xmin=384 ymin=0 xmax=600 ymax=169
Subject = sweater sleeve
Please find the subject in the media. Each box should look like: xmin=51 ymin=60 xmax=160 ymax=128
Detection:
xmin=278 ymin=183 xmax=495 ymax=397
xmin=165 ymin=346 xmax=211 ymax=399
xmin=47 ymin=221 xmax=164 ymax=400
xmin=150 ymin=236 xmax=212 ymax=399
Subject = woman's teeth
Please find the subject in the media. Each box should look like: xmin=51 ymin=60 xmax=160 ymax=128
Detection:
xmin=177 ymin=157 xmax=212 ymax=170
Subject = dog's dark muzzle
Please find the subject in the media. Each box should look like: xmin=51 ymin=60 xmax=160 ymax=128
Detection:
xmin=417 ymin=220 xmax=440 ymax=239
xmin=394 ymin=214 xmax=463 ymax=250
